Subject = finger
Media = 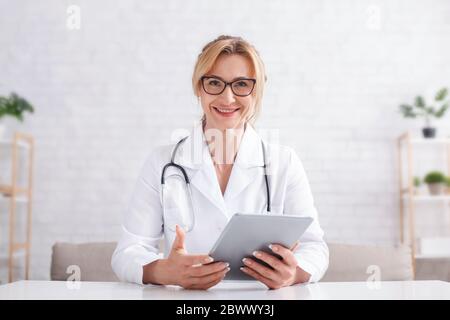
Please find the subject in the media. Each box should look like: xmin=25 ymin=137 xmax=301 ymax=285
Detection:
xmin=240 ymin=267 xmax=278 ymax=289
xmin=190 ymin=266 xmax=230 ymax=286
xmin=172 ymin=225 xmax=186 ymax=252
xmin=290 ymin=241 xmax=300 ymax=252
xmin=269 ymin=244 xmax=298 ymax=267
xmin=203 ymin=276 xmax=224 ymax=290
xmin=252 ymin=250 xmax=286 ymax=271
xmin=182 ymin=254 xmax=214 ymax=266
xmin=194 ymin=276 xmax=225 ymax=290
xmin=242 ymin=258 xmax=280 ymax=282
xmin=189 ymin=262 xmax=229 ymax=278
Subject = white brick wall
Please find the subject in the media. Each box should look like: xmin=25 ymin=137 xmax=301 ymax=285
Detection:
xmin=1 ymin=0 xmax=450 ymax=280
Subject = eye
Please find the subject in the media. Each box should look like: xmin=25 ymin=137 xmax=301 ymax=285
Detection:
xmin=207 ymin=79 xmax=222 ymax=87
xmin=234 ymin=81 xmax=249 ymax=87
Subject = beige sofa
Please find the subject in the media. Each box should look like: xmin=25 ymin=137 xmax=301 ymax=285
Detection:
xmin=51 ymin=242 xmax=119 ymax=282
xmin=321 ymin=243 xmax=413 ymax=281
xmin=51 ymin=242 xmax=415 ymax=282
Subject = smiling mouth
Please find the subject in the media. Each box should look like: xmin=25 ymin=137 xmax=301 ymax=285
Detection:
xmin=212 ymin=106 xmax=240 ymax=116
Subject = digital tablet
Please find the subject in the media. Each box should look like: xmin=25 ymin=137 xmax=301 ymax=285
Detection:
xmin=208 ymin=213 xmax=313 ymax=280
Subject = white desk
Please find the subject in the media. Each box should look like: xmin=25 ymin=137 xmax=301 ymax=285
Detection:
xmin=0 ymin=280 xmax=449 ymax=300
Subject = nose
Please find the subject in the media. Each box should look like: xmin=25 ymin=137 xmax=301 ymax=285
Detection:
xmin=221 ymin=84 xmax=236 ymax=104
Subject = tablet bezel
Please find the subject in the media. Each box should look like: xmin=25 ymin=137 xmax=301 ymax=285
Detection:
xmin=208 ymin=213 xmax=313 ymax=281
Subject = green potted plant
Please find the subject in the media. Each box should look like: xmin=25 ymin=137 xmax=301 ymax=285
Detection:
xmin=424 ymin=171 xmax=447 ymax=195
xmin=0 ymin=92 xmax=34 ymax=137
xmin=413 ymin=176 xmax=422 ymax=194
xmin=445 ymin=176 xmax=450 ymax=195
xmin=399 ymin=87 xmax=449 ymax=138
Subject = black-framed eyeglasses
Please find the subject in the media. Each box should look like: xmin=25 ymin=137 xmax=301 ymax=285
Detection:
xmin=200 ymin=76 xmax=256 ymax=97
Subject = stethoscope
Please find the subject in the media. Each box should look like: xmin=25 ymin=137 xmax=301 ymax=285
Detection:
xmin=161 ymin=136 xmax=271 ymax=232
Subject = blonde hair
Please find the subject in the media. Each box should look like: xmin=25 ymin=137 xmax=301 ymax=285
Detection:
xmin=192 ymin=35 xmax=267 ymax=124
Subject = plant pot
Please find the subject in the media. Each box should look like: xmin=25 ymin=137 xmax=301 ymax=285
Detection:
xmin=427 ymin=183 xmax=445 ymax=195
xmin=422 ymin=127 xmax=436 ymax=138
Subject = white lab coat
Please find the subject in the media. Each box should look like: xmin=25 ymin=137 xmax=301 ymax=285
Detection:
xmin=112 ymin=122 xmax=329 ymax=285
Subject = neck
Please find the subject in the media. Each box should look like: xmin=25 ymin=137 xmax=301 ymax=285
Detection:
xmin=203 ymin=122 xmax=246 ymax=165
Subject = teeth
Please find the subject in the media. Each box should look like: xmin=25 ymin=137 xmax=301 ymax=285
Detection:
xmin=216 ymin=108 xmax=236 ymax=113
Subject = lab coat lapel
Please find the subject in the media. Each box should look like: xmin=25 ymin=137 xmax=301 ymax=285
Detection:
xmin=190 ymin=159 xmax=228 ymax=214
xmin=176 ymin=123 xmax=227 ymax=215
xmin=224 ymin=125 xmax=264 ymax=201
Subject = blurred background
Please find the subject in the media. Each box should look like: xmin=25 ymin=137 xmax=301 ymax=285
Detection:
xmin=1 ymin=0 xmax=450 ymax=282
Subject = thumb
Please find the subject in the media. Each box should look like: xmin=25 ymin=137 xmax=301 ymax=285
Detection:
xmin=172 ymin=225 xmax=186 ymax=252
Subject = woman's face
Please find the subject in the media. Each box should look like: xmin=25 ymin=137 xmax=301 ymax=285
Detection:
xmin=198 ymin=54 xmax=255 ymax=131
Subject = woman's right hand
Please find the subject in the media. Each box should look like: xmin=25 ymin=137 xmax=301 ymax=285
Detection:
xmin=143 ymin=225 xmax=230 ymax=289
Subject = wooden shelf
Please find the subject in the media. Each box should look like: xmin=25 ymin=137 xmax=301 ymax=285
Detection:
xmin=397 ymin=131 xmax=450 ymax=278
xmin=0 ymin=250 xmax=26 ymax=261
xmin=0 ymin=132 xmax=34 ymax=283
xmin=0 ymin=196 xmax=28 ymax=203
xmin=0 ymin=184 xmax=30 ymax=197
xmin=0 ymin=140 xmax=30 ymax=149
xmin=410 ymin=138 xmax=450 ymax=145
xmin=398 ymin=132 xmax=450 ymax=145
xmin=415 ymin=254 xmax=450 ymax=259
xmin=402 ymin=194 xmax=450 ymax=202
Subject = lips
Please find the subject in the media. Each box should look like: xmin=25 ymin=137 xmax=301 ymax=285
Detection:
xmin=212 ymin=106 xmax=240 ymax=117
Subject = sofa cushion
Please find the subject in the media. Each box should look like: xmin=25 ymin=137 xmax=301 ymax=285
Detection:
xmin=51 ymin=242 xmax=119 ymax=282
xmin=321 ymin=243 xmax=414 ymax=282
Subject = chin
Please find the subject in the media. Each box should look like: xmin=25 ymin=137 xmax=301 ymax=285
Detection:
xmin=217 ymin=120 xmax=245 ymax=131
xmin=206 ymin=115 xmax=244 ymax=130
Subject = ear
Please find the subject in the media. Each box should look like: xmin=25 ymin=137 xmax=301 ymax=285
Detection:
xmin=195 ymin=83 xmax=202 ymax=99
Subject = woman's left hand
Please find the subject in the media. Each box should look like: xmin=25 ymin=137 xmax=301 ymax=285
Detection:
xmin=240 ymin=242 xmax=311 ymax=290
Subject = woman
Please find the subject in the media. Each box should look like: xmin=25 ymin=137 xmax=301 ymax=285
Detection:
xmin=112 ymin=35 xmax=329 ymax=290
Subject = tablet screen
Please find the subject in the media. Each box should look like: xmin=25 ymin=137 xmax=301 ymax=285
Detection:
xmin=209 ymin=213 xmax=313 ymax=280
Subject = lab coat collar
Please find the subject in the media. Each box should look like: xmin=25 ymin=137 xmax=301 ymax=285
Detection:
xmin=175 ymin=122 xmax=210 ymax=170
xmin=175 ymin=122 xmax=264 ymax=170
xmin=174 ymin=122 xmax=226 ymax=214
xmin=224 ymin=124 xmax=265 ymax=201
xmin=175 ymin=121 xmax=265 ymax=215
xmin=233 ymin=123 xmax=264 ymax=168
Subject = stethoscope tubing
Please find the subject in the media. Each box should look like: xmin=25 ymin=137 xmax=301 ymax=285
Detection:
xmin=160 ymin=135 xmax=271 ymax=232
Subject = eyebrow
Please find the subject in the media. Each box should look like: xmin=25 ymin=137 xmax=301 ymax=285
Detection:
xmin=204 ymin=74 xmax=253 ymax=82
